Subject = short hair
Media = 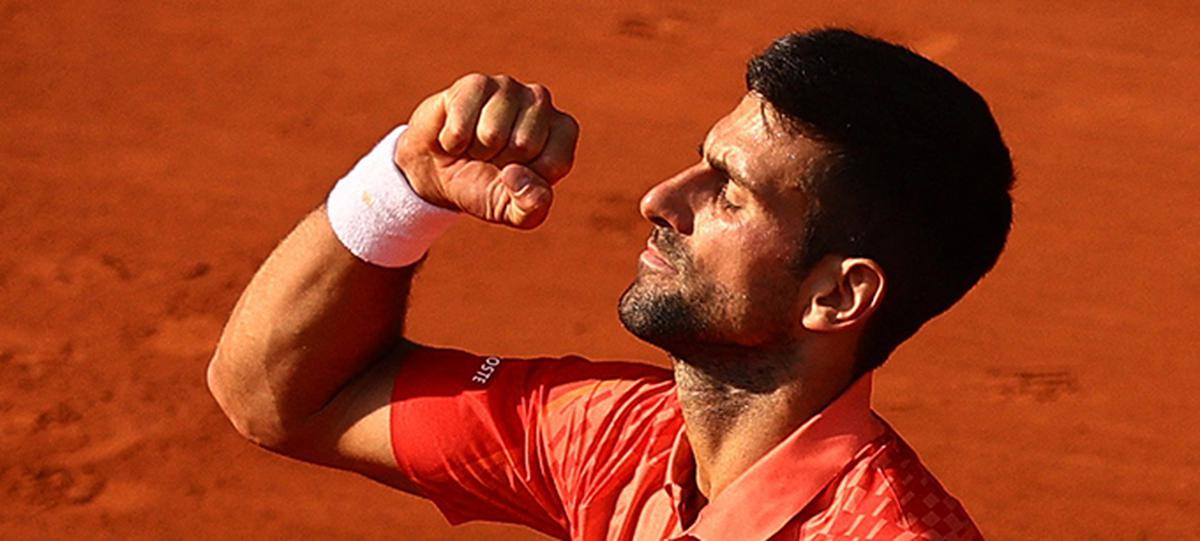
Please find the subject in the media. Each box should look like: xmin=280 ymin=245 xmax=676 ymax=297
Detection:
xmin=746 ymin=28 xmax=1014 ymax=373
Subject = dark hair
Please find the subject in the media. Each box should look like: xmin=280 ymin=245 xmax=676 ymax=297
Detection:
xmin=746 ymin=28 xmax=1014 ymax=373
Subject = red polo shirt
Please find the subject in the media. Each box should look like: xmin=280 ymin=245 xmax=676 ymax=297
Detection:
xmin=390 ymin=347 xmax=984 ymax=540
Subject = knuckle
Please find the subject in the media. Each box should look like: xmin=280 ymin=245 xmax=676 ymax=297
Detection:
xmin=509 ymin=136 xmax=537 ymax=155
xmin=493 ymin=73 xmax=516 ymax=90
xmin=441 ymin=125 xmax=467 ymax=143
xmin=560 ymin=113 xmax=580 ymax=133
xmin=527 ymin=83 xmax=551 ymax=105
xmin=459 ymin=72 xmax=488 ymax=87
xmin=477 ymin=129 xmax=505 ymax=149
xmin=448 ymin=73 xmax=488 ymax=100
xmin=441 ymin=133 xmax=470 ymax=153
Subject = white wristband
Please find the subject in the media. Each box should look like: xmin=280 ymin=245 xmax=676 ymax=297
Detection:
xmin=326 ymin=125 xmax=460 ymax=268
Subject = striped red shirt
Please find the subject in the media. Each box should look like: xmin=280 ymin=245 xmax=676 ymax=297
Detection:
xmin=390 ymin=347 xmax=984 ymax=540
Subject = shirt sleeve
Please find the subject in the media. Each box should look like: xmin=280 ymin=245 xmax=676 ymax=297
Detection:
xmin=388 ymin=345 xmax=675 ymax=539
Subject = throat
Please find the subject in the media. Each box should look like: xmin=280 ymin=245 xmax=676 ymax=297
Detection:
xmin=672 ymin=352 xmax=796 ymax=499
xmin=674 ymin=359 xmax=775 ymax=441
xmin=670 ymin=350 xmax=851 ymax=501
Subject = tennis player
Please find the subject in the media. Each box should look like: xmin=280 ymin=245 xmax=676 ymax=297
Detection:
xmin=208 ymin=28 xmax=1011 ymax=540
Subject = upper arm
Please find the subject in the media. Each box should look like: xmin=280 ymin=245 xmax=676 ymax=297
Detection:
xmin=284 ymin=341 xmax=425 ymax=497
xmin=287 ymin=342 xmax=674 ymax=538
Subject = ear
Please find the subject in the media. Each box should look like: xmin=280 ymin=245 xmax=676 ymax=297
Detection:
xmin=800 ymin=256 xmax=886 ymax=332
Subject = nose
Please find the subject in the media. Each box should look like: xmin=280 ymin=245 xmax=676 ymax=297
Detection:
xmin=639 ymin=164 xmax=703 ymax=235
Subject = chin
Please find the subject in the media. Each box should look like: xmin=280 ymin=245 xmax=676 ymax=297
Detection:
xmin=618 ymin=276 xmax=796 ymax=357
xmin=617 ymin=279 xmax=705 ymax=350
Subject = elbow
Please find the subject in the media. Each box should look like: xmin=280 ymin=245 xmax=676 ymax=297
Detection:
xmin=206 ymin=351 xmax=295 ymax=452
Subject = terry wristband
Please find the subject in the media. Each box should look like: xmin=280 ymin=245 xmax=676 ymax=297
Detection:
xmin=326 ymin=125 xmax=460 ymax=268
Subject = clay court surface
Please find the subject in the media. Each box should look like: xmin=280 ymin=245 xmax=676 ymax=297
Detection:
xmin=2 ymin=1 xmax=1197 ymax=539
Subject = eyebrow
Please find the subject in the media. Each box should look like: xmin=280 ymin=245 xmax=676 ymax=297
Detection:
xmin=696 ymin=144 xmax=750 ymax=189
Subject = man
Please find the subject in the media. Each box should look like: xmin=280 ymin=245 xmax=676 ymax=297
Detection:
xmin=208 ymin=28 xmax=1011 ymax=540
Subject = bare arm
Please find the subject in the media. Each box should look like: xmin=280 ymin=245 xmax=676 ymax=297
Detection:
xmin=206 ymin=73 xmax=578 ymax=489
xmin=206 ymin=205 xmax=414 ymax=456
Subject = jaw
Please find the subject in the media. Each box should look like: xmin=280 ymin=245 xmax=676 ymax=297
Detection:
xmin=616 ymin=277 xmax=702 ymax=349
xmin=618 ymin=276 xmax=772 ymax=354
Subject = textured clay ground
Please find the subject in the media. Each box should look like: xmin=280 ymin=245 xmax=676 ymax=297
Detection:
xmin=2 ymin=2 xmax=1198 ymax=540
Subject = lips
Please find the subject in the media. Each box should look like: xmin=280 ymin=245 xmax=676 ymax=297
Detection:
xmin=640 ymin=237 xmax=677 ymax=273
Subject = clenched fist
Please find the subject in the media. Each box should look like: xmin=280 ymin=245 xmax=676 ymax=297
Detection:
xmin=394 ymin=74 xmax=579 ymax=229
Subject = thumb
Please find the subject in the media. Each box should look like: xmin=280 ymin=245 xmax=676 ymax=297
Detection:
xmin=496 ymin=163 xmax=554 ymax=229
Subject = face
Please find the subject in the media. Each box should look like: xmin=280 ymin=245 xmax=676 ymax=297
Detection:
xmin=618 ymin=94 xmax=826 ymax=354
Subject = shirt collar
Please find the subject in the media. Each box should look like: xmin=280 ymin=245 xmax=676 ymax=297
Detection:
xmin=664 ymin=373 xmax=884 ymax=540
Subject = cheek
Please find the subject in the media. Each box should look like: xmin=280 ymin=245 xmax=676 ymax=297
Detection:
xmin=692 ymin=220 xmax=794 ymax=289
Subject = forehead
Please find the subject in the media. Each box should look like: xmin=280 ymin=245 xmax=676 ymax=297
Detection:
xmin=703 ymin=94 xmax=822 ymax=191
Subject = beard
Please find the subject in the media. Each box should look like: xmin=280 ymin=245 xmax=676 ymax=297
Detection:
xmin=617 ymin=264 xmax=799 ymax=394
xmin=617 ymin=227 xmax=739 ymax=354
xmin=617 ymin=226 xmax=804 ymax=357
xmin=617 ymin=279 xmax=708 ymax=349
xmin=617 ymin=227 xmax=808 ymax=395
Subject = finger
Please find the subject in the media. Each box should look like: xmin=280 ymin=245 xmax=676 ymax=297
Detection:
xmin=404 ymin=91 xmax=448 ymax=151
xmin=438 ymin=74 xmax=492 ymax=156
xmin=495 ymin=163 xmax=553 ymax=229
xmin=528 ymin=113 xmax=580 ymax=185
xmin=467 ymin=76 xmax=523 ymax=161
xmin=492 ymin=83 xmax=552 ymax=165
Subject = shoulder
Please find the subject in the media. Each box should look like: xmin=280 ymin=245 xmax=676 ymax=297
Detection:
xmin=523 ymin=354 xmax=680 ymax=444
xmin=387 ymin=346 xmax=680 ymax=484
xmin=814 ymin=426 xmax=985 ymax=540
xmin=393 ymin=346 xmax=678 ymax=432
xmin=525 ymin=353 xmax=673 ymax=387
xmin=393 ymin=345 xmax=673 ymax=397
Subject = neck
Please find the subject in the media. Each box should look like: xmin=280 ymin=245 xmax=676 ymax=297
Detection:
xmin=672 ymin=344 xmax=855 ymax=503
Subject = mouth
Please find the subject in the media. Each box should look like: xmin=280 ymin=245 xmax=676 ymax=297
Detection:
xmin=639 ymin=237 xmax=678 ymax=274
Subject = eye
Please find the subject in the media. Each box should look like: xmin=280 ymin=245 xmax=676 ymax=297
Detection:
xmin=717 ymin=179 xmax=741 ymax=210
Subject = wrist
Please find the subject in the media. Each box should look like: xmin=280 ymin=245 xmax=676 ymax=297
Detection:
xmin=326 ymin=125 xmax=460 ymax=268
xmin=391 ymin=140 xmax=455 ymax=211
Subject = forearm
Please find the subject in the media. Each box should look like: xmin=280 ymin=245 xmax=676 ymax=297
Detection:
xmin=207 ymin=206 xmax=416 ymax=448
xmin=207 ymin=74 xmax=575 ymax=473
